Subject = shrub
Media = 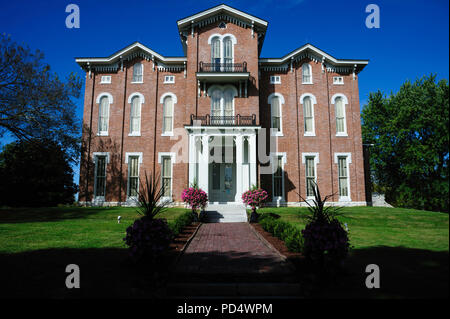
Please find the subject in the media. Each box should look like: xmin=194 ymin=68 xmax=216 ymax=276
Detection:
xmin=259 ymin=215 xmax=303 ymax=253
xmin=299 ymin=181 xmax=350 ymax=270
xmin=124 ymin=217 xmax=173 ymax=263
xmin=168 ymin=211 xmax=195 ymax=236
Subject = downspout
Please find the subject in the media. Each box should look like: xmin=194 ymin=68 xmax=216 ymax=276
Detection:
xmin=325 ymin=69 xmax=335 ymax=198
xmin=153 ymin=65 xmax=159 ymax=174
xmin=195 ymin=27 xmax=199 ymax=116
xmin=294 ymin=64 xmax=301 ymax=201
xmin=85 ymin=71 xmax=95 ymax=203
xmin=119 ymin=65 xmax=128 ymax=204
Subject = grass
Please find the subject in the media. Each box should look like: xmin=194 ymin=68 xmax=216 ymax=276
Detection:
xmin=256 ymin=206 xmax=449 ymax=251
xmin=0 ymin=206 xmax=190 ymax=253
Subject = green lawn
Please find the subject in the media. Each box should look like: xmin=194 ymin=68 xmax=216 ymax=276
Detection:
xmin=0 ymin=206 xmax=189 ymax=253
xmin=256 ymin=206 xmax=449 ymax=251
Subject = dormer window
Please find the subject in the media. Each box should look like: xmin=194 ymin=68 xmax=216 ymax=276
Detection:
xmin=132 ymin=63 xmax=143 ymax=83
xmin=270 ymin=76 xmax=281 ymax=84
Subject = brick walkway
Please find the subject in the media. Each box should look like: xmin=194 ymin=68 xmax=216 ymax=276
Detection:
xmin=174 ymin=223 xmax=295 ymax=276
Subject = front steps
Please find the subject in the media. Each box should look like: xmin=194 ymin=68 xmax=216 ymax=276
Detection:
xmin=204 ymin=204 xmax=248 ymax=223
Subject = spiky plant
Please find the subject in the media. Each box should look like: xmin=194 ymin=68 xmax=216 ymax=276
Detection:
xmin=135 ymin=171 xmax=170 ymax=219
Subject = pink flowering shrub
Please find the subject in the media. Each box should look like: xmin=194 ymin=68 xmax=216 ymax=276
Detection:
xmin=241 ymin=188 xmax=269 ymax=208
xmin=181 ymin=187 xmax=208 ymax=212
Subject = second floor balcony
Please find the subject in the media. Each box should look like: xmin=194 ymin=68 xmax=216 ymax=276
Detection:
xmin=189 ymin=114 xmax=257 ymax=126
xmin=196 ymin=61 xmax=249 ymax=83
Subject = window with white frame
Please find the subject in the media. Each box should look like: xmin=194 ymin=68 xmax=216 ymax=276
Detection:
xmin=208 ymin=86 xmax=236 ymax=124
xmin=94 ymin=155 xmax=107 ymax=197
xmin=223 ymin=36 xmax=233 ymax=68
xmin=273 ymin=156 xmax=283 ymax=198
xmin=335 ymin=96 xmax=347 ymax=135
xmin=303 ymin=96 xmax=314 ymax=135
xmin=333 ymin=76 xmax=344 ymax=85
xmin=302 ymin=63 xmax=312 ymax=84
xmin=127 ymin=156 xmax=140 ymax=197
xmin=164 ymin=75 xmax=175 ymax=83
xmin=132 ymin=63 xmax=143 ymax=83
xmin=269 ymin=94 xmax=284 ymax=136
xmin=161 ymin=156 xmax=172 ymax=198
xmin=211 ymin=36 xmax=221 ymax=68
xmin=98 ymin=96 xmax=110 ymax=135
xmin=209 ymin=34 xmax=236 ymax=71
xmin=130 ymin=96 xmax=142 ymax=135
xmin=100 ymin=75 xmax=111 ymax=84
xmin=337 ymin=156 xmax=349 ymax=199
xmin=163 ymin=96 xmax=173 ymax=134
xmin=270 ymin=75 xmax=281 ymax=84
xmin=305 ymin=156 xmax=316 ymax=197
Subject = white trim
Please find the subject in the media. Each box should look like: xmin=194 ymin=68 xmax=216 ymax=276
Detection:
xmin=334 ymin=153 xmax=352 ymax=202
xmin=125 ymin=152 xmax=143 ymax=164
xmin=127 ymin=92 xmax=145 ymax=104
xmin=268 ymin=93 xmax=285 ymax=137
xmin=128 ymin=93 xmax=144 ymax=136
xmin=160 ymin=92 xmax=178 ymax=104
xmin=270 ymin=152 xmax=287 ymax=205
xmin=131 ymin=62 xmax=144 ymax=83
xmin=333 ymin=76 xmax=344 ymax=85
xmin=177 ymin=4 xmax=268 ymax=28
xmin=93 ymin=153 xmax=109 ymax=201
xmin=158 ymin=152 xmax=176 ymax=202
xmin=100 ymin=75 xmax=111 ymax=84
xmin=208 ymin=34 xmax=237 ymax=69
xmin=208 ymin=85 xmax=238 ymax=122
xmin=207 ymin=33 xmax=237 ymax=45
xmin=164 ymin=75 xmax=175 ymax=84
xmin=92 ymin=152 xmax=110 ymax=163
xmin=300 ymin=93 xmax=317 ymax=137
xmin=270 ymin=75 xmax=281 ymax=84
xmin=302 ymin=63 xmax=313 ymax=84
xmin=331 ymin=93 xmax=349 ymax=136
xmin=258 ymin=43 xmax=369 ymax=66
xmin=96 ymin=92 xmax=113 ymax=104
xmin=302 ymin=152 xmax=319 ymax=199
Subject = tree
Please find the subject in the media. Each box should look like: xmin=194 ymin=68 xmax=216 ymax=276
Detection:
xmin=362 ymin=74 xmax=449 ymax=212
xmin=0 ymin=34 xmax=81 ymax=161
xmin=0 ymin=139 xmax=78 ymax=207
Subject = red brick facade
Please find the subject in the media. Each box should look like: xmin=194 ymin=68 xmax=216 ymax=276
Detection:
xmin=76 ymin=4 xmax=368 ymax=206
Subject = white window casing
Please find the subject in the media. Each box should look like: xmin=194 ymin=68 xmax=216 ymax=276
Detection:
xmin=100 ymin=75 xmax=111 ymax=84
xmin=128 ymin=92 xmax=145 ymax=136
xmin=164 ymin=75 xmax=175 ymax=83
xmin=158 ymin=152 xmax=176 ymax=202
xmin=270 ymin=75 xmax=281 ymax=84
xmin=268 ymin=93 xmax=285 ymax=137
xmin=300 ymin=93 xmax=317 ymax=136
xmin=126 ymin=153 xmax=142 ymax=199
xmin=333 ymin=76 xmax=344 ymax=85
xmin=96 ymin=93 xmax=113 ymax=136
xmin=160 ymin=92 xmax=177 ymax=136
xmin=302 ymin=63 xmax=313 ymax=84
xmin=331 ymin=93 xmax=349 ymax=136
xmin=92 ymin=152 xmax=110 ymax=199
xmin=270 ymin=152 xmax=287 ymax=203
xmin=334 ymin=153 xmax=352 ymax=201
xmin=132 ymin=62 xmax=143 ymax=83
xmin=302 ymin=153 xmax=319 ymax=199
xmin=208 ymin=33 xmax=237 ymax=70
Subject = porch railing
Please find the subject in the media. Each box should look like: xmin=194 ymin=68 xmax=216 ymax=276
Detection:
xmin=198 ymin=61 xmax=247 ymax=73
xmin=190 ymin=114 xmax=257 ymax=126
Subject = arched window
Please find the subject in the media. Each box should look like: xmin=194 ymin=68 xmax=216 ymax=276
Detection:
xmin=302 ymin=63 xmax=312 ymax=84
xmin=208 ymin=85 xmax=236 ymax=125
xmin=163 ymin=96 xmax=173 ymax=134
xmin=335 ymin=97 xmax=346 ymax=135
xmin=132 ymin=63 xmax=143 ymax=83
xmin=223 ymin=37 xmax=233 ymax=70
xmin=211 ymin=37 xmax=221 ymax=70
xmin=98 ymin=96 xmax=109 ymax=135
xmin=303 ymin=96 xmax=314 ymax=135
xmin=268 ymin=93 xmax=284 ymax=136
xmin=130 ymin=96 xmax=141 ymax=135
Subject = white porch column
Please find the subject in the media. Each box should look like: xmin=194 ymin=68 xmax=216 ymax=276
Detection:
xmin=198 ymin=135 xmax=209 ymax=192
xmin=188 ymin=134 xmax=196 ymax=186
xmin=249 ymin=133 xmax=257 ymax=188
xmin=235 ymin=134 xmax=243 ymax=202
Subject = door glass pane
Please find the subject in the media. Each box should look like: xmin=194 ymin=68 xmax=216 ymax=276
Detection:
xmin=224 ymin=164 xmax=232 ymax=190
xmin=212 ymin=163 xmax=220 ymax=190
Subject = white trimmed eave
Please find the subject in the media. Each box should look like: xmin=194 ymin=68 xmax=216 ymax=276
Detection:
xmin=177 ymin=4 xmax=268 ymax=30
xmin=75 ymin=42 xmax=186 ymax=67
xmin=259 ymin=44 xmax=369 ymax=70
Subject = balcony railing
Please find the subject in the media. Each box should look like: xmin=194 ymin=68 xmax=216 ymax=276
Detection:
xmin=198 ymin=62 xmax=247 ymax=73
xmin=190 ymin=114 xmax=257 ymax=126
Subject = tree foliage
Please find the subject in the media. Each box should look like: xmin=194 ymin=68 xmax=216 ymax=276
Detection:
xmin=0 ymin=139 xmax=78 ymax=207
xmin=0 ymin=34 xmax=81 ymax=161
xmin=362 ymin=74 xmax=449 ymax=212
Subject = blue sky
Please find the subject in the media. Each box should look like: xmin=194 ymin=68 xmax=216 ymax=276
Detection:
xmin=0 ymin=0 xmax=448 ymax=189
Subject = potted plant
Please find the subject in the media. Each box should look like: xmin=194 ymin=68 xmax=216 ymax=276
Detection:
xmin=181 ymin=183 xmax=208 ymax=221
xmin=242 ymin=186 xmax=268 ymax=222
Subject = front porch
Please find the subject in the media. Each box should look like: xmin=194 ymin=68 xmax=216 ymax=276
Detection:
xmin=186 ymin=124 xmax=259 ymax=204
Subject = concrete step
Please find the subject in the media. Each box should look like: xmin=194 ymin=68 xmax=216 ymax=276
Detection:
xmin=204 ymin=204 xmax=248 ymax=223
xmin=167 ymin=282 xmax=302 ymax=297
